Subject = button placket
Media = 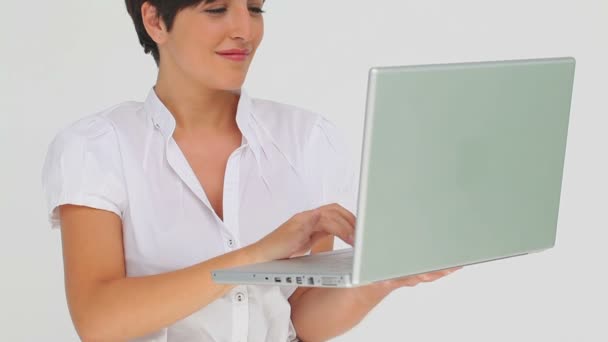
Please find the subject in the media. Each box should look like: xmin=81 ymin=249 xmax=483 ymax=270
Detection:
xmin=222 ymin=147 xmax=242 ymax=250
xmin=231 ymin=287 xmax=249 ymax=342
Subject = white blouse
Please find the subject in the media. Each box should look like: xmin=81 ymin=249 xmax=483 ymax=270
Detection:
xmin=41 ymin=88 xmax=358 ymax=342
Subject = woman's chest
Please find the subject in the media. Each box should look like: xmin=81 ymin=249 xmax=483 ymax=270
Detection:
xmin=121 ymin=145 xmax=319 ymax=276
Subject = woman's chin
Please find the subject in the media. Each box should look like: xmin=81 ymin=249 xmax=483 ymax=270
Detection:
xmin=213 ymin=78 xmax=247 ymax=92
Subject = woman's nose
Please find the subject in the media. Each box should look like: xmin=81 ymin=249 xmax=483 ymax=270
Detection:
xmin=228 ymin=6 xmax=253 ymax=41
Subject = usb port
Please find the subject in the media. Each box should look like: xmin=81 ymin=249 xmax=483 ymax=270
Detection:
xmin=274 ymin=277 xmax=282 ymax=283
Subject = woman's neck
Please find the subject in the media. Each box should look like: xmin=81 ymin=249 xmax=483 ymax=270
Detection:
xmin=154 ymin=65 xmax=240 ymax=136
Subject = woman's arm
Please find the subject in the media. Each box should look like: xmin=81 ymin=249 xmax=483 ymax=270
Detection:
xmin=289 ymin=282 xmax=391 ymax=342
xmin=289 ymin=272 xmax=461 ymax=342
xmin=288 ymin=239 xmax=461 ymax=342
xmin=286 ymin=232 xmax=384 ymax=342
xmin=287 ymin=236 xmax=390 ymax=342
xmin=59 ymin=204 xmax=262 ymax=341
xmin=60 ymin=203 xmax=355 ymax=341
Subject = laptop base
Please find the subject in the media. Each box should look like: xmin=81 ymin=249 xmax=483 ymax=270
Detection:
xmin=213 ymin=249 xmax=355 ymax=288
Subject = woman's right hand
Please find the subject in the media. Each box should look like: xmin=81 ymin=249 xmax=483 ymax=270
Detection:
xmin=247 ymin=203 xmax=357 ymax=263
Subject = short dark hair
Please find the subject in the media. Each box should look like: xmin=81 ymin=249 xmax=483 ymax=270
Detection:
xmin=125 ymin=0 xmax=210 ymax=65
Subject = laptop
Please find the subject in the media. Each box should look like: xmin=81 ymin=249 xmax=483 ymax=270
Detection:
xmin=212 ymin=56 xmax=576 ymax=288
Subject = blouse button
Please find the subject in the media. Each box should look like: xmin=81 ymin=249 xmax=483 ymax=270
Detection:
xmin=234 ymin=292 xmax=246 ymax=303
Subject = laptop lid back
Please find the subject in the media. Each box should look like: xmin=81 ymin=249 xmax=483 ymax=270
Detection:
xmin=352 ymin=57 xmax=576 ymax=285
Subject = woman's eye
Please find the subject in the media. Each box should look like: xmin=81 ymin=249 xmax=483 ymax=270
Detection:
xmin=204 ymin=7 xmax=264 ymax=15
xmin=248 ymin=7 xmax=265 ymax=14
xmin=205 ymin=7 xmax=227 ymax=14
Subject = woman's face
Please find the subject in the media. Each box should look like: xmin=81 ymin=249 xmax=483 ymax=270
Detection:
xmin=158 ymin=0 xmax=265 ymax=91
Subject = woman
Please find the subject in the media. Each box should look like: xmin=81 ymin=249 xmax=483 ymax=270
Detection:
xmin=41 ymin=0 xmax=460 ymax=341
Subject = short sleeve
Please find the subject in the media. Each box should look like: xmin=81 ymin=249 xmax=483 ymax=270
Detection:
xmin=306 ymin=116 xmax=358 ymax=216
xmin=41 ymin=115 xmax=127 ymax=229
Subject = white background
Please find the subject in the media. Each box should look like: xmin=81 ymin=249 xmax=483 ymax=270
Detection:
xmin=1 ymin=0 xmax=606 ymax=341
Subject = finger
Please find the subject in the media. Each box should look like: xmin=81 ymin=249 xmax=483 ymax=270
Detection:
xmin=296 ymin=208 xmax=353 ymax=248
xmin=435 ymin=267 xmax=462 ymax=276
xmin=303 ymin=208 xmax=322 ymax=226
xmin=330 ymin=203 xmax=357 ymax=228
xmin=388 ymin=268 xmax=459 ymax=288
xmin=327 ymin=213 xmax=355 ymax=245
xmin=392 ymin=273 xmax=437 ymax=284
xmin=425 ymin=266 xmax=461 ymax=276
xmin=314 ymin=214 xmax=352 ymax=245
xmin=419 ymin=269 xmax=459 ymax=282
xmin=309 ymin=231 xmax=330 ymax=248
xmin=317 ymin=203 xmax=356 ymax=229
xmin=392 ymin=278 xmax=421 ymax=287
xmin=418 ymin=273 xmax=444 ymax=282
xmin=313 ymin=209 xmax=355 ymax=245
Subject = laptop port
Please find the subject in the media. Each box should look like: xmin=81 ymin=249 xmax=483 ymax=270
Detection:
xmin=307 ymin=277 xmax=314 ymax=285
xmin=296 ymin=277 xmax=303 ymax=285
xmin=274 ymin=277 xmax=282 ymax=283
xmin=286 ymin=277 xmax=292 ymax=283
xmin=321 ymin=277 xmax=339 ymax=287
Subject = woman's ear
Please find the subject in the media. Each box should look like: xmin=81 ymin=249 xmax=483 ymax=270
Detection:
xmin=141 ymin=2 xmax=169 ymax=45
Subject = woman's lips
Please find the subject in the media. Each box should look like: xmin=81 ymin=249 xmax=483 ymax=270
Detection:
xmin=217 ymin=53 xmax=249 ymax=61
xmin=216 ymin=49 xmax=250 ymax=62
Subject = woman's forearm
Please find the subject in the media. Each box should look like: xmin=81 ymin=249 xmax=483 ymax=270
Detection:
xmin=290 ymin=285 xmax=391 ymax=342
xmin=72 ymin=246 xmax=260 ymax=341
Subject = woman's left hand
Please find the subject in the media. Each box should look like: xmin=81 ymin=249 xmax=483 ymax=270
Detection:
xmin=355 ymin=267 xmax=463 ymax=303
xmin=380 ymin=266 xmax=462 ymax=291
